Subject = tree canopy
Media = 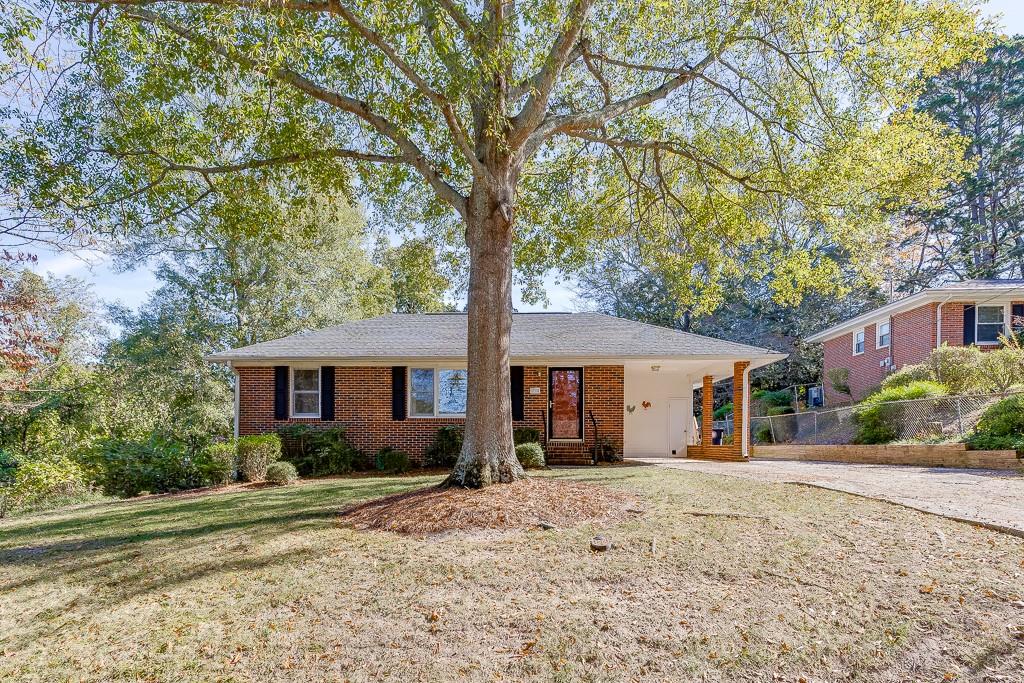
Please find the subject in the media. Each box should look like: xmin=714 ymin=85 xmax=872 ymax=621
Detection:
xmin=1 ymin=0 xmax=991 ymax=485
xmin=901 ymin=37 xmax=1024 ymax=285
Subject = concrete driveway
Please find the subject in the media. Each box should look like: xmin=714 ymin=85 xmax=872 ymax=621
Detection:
xmin=634 ymin=457 xmax=1024 ymax=536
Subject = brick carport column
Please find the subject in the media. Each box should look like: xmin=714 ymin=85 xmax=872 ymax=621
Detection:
xmin=701 ymin=375 xmax=714 ymax=446
xmin=732 ymin=361 xmax=751 ymax=457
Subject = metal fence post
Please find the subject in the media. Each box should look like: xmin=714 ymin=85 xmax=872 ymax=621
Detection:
xmin=955 ymin=399 xmax=964 ymax=438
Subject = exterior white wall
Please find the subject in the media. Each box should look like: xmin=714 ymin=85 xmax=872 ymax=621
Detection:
xmin=623 ymin=364 xmax=692 ymax=458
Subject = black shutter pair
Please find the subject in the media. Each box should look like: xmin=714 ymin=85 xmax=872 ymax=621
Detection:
xmin=389 ymin=365 xmax=524 ymax=421
xmin=272 ymin=366 xmax=335 ymax=421
xmin=963 ymin=305 xmax=976 ymax=345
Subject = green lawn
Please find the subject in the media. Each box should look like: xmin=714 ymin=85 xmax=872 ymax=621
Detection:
xmin=1 ymin=466 xmax=1022 ymax=681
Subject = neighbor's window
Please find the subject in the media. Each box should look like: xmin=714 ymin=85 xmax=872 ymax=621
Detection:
xmin=853 ymin=329 xmax=865 ymax=355
xmin=291 ymin=368 xmax=320 ymax=418
xmin=409 ymin=367 xmax=468 ymax=417
xmin=876 ymin=321 xmax=891 ymax=349
xmin=977 ymin=305 xmax=1005 ymax=344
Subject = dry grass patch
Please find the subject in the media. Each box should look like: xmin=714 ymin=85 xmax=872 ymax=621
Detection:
xmin=1 ymin=467 xmax=1023 ymax=682
xmin=339 ymin=476 xmax=640 ymax=534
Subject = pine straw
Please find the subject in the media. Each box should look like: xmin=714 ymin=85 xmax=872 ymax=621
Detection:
xmin=338 ymin=476 xmax=641 ymax=534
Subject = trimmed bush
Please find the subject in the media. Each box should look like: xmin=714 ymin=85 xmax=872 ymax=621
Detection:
xmin=515 ymin=442 xmax=545 ymax=469
xmin=277 ymin=425 xmax=362 ymax=476
xmin=266 ymin=461 xmax=299 ymax=485
xmin=765 ymin=405 xmax=795 ymax=416
xmin=237 ymin=434 xmax=281 ymax=482
xmin=755 ymin=389 xmax=793 ymax=410
xmin=424 ymin=425 xmax=463 ymax=467
xmin=967 ymin=395 xmax=1024 ymax=452
xmin=513 ymin=427 xmax=541 ymax=445
xmin=204 ymin=442 xmax=236 ymax=485
xmin=927 ymin=344 xmax=984 ymax=394
xmin=853 ymin=381 xmax=948 ymax=444
xmin=881 ymin=363 xmax=934 ymax=391
xmin=977 ymin=346 xmax=1024 ymax=392
xmin=375 ymin=447 xmax=412 ymax=474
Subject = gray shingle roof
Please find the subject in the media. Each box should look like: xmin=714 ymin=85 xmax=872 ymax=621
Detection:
xmin=207 ymin=312 xmax=784 ymax=363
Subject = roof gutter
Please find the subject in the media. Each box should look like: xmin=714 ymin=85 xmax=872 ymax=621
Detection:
xmin=935 ymin=294 xmax=954 ymax=348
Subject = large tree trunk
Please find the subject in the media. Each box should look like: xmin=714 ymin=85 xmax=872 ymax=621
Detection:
xmin=443 ymin=175 xmax=525 ymax=488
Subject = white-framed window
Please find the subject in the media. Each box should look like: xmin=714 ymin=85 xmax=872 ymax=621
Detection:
xmin=876 ymin=321 xmax=891 ymax=349
xmin=291 ymin=367 xmax=320 ymax=418
xmin=409 ymin=367 xmax=468 ymax=417
xmin=976 ymin=305 xmax=1006 ymax=344
xmin=852 ymin=328 xmax=865 ymax=355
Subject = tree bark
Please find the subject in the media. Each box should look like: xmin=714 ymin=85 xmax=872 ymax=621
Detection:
xmin=443 ymin=174 xmax=525 ymax=488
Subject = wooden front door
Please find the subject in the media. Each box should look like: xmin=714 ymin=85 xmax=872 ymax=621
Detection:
xmin=548 ymin=368 xmax=583 ymax=440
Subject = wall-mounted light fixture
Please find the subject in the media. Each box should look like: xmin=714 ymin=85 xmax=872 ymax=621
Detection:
xmin=651 ymin=364 xmax=661 ymax=372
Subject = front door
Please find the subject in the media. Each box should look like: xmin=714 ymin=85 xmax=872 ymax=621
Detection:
xmin=548 ymin=368 xmax=583 ymax=440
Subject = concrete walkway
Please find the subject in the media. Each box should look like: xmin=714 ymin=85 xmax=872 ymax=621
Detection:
xmin=634 ymin=457 xmax=1024 ymax=536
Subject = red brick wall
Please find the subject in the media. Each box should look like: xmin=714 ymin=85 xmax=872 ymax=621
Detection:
xmin=892 ymin=303 xmax=936 ymax=367
xmin=237 ymin=364 xmax=624 ymax=465
xmin=938 ymin=302 xmax=965 ymax=347
xmin=822 ymin=323 xmax=890 ymax=404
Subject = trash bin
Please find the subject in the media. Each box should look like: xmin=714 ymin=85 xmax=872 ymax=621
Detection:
xmin=711 ymin=428 xmax=724 ymax=445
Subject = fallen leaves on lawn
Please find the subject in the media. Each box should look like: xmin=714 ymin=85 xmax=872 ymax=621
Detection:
xmin=338 ymin=476 xmax=641 ymax=534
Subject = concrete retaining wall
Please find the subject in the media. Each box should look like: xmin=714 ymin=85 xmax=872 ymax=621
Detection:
xmin=753 ymin=444 xmax=1022 ymax=470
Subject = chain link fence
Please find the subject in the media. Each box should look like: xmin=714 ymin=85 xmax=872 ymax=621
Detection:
xmin=750 ymin=392 xmax=1019 ymax=445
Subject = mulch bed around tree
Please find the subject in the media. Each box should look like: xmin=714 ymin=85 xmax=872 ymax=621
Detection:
xmin=338 ymin=476 xmax=642 ymax=534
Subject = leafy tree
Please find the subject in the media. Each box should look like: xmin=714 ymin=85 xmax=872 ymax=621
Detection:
xmin=103 ymin=194 xmax=395 ymax=437
xmin=0 ymin=262 xmax=104 ymax=458
xmin=377 ymin=238 xmax=454 ymax=313
xmin=577 ymin=237 xmax=887 ymax=388
xmin=904 ymin=38 xmax=1024 ymax=284
xmin=5 ymin=0 xmax=986 ymax=486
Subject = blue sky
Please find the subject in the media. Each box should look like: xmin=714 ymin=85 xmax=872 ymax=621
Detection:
xmin=27 ymin=1 xmax=1024 ymax=314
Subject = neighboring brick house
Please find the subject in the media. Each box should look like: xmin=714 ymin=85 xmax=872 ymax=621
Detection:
xmin=208 ymin=312 xmax=785 ymax=464
xmin=806 ymin=280 xmax=1024 ymax=404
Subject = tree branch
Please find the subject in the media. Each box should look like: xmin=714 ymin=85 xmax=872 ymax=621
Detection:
xmin=566 ymin=131 xmax=781 ymax=194
xmin=507 ymin=0 xmax=595 ymax=150
xmin=526 ymin=50 xmax=720 ymax=156
xmin=329 ymin=1 xmax=485 ymax=176
xmin=115 ymin=5 xmax=468 ymax=216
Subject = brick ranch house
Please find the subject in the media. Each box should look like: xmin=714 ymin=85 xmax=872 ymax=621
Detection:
xmin=207 ymin=312 xmax=785 ymax=464
xmin=806 ymin=279 xmax=1024 ymax=405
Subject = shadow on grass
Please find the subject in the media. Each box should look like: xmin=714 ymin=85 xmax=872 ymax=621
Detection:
xmin=3 ymin=545 xmax=322 ymax=652
xmin=0 ymin=475 xmax=441 ymax=549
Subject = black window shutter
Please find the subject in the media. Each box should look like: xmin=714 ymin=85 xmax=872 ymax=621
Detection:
xmin=510 ymin=365 xmax=524 ymax=421
xmin=963 ymin=304 xmax=976 ymax=345
xmin=1012 ymin=303 xmax=1024 ymax=331
xmin=273 ymin=366 xmax=289 ymax=420
xmin=320 ymin=366 xmax=335 ymax=421
xmin=391 ymin=366 xmax=407 ymax=421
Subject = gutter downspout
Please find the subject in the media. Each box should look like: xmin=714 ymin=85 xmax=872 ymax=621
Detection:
xmin=741 ymin=363 xmax=752 ymax=458
xmin=935 ymin=295 xmax=953 ymax=349
xmin=232 ymin=363 xmax=240 ymax=440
